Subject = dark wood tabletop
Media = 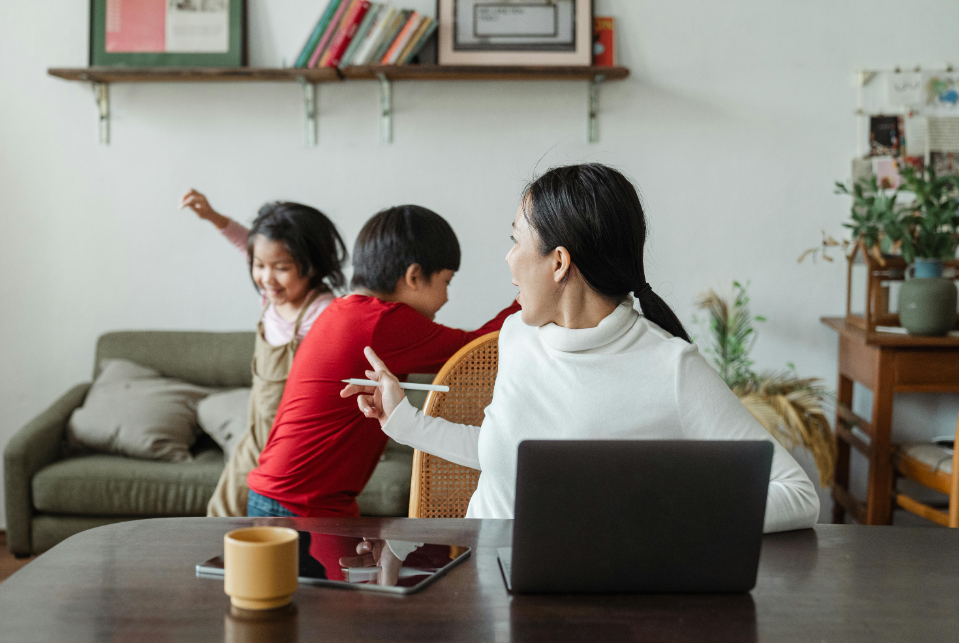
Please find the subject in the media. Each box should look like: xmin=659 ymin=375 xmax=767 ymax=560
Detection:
xmin=0 ymin=518 xmax=956 ymax=642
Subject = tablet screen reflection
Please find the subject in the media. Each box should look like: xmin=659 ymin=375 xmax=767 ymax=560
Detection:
xmin=299 ymin=531 xmax=469 ymax=589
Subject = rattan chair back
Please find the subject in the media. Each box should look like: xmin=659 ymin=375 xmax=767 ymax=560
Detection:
xmin=408 ymin=332 xmax=500 ymax=518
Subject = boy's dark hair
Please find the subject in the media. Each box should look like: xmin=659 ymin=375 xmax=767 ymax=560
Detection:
xmin=350 ymin=205 xmax=461 ymax=293
xmin=247 ymin=202 xmax=348 ymax=293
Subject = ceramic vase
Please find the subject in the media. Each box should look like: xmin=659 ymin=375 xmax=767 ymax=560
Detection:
xmin=898 ymin=259 xmax=958 ymax=336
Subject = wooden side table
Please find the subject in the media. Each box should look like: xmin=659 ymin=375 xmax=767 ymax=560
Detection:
xmin=822 ymin=317 xmax=959 ymax=525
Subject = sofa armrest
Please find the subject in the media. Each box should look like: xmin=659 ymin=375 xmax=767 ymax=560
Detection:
xmin=3 ymin=383 xmax=90 ymax=556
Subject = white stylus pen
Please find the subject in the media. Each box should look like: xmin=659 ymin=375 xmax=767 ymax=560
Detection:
xmin=341 ymin=379 xmax=450 ymax=393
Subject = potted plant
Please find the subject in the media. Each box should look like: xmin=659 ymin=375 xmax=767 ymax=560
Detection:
xmin=894 ymin=166 xmax=959 ymax=335
xmin=804 ymin=167 xmax=959 ymax=335
xmin=694 ymin=282 xmax=835 ymax=487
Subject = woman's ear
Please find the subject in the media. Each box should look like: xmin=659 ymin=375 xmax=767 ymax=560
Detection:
xmin=552 ymin=247 xmax=572 ymax=284
xmin=404 ymin=263 xmax=424 ymax=290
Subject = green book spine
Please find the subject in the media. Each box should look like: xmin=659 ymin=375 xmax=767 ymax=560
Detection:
xmin=339 ymin=3 xmax=381 ymax=68
xmin=294 ymin=0 xmax=342 ymax=68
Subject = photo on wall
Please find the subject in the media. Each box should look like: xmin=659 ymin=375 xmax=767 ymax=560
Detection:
xmin=869 ymin=115 xmax=903 ymax=157
xmin=930 ymin=152 xmax=959 ymax=177
xmin=90 ymin=0 xmax=246 ymax=67
xmin=437 ymin=0 xmax=592 ymax=66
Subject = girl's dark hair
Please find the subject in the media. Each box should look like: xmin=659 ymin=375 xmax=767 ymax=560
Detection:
xmin=351 ymin=205 xmax=461 ymax=293
xmin=523 ymin=163 xmax=691 ymax=342
xmin=246 ymin=202 xmax=348 ymax=293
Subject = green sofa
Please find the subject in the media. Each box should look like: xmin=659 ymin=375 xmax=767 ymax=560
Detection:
xmin=3 ymin=331 xmax=420 ymax=557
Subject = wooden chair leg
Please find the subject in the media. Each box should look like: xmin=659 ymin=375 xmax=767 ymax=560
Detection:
xmin=832 ymin=376 xmax=853 ymax=524
xmin=950 ymin=417 xmax=959 ymax=528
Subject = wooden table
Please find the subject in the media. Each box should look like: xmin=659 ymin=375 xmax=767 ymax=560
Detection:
xmin=1 ymin=518 xmax=958 ymax=642
xmin=821 ymin=317 xmax=959 ymax=525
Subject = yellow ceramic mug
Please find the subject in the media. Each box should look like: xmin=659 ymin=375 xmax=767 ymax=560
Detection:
xmin=224 ymin=527 xmax=299 ymax=610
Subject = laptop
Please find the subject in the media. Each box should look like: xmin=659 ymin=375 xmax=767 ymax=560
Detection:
xmin=497 ymin=440 xmax=774 ymax=594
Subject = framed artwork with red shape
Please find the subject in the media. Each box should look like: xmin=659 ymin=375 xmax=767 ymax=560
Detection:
xmin=90 ymin=0 xmax=246 ymax=67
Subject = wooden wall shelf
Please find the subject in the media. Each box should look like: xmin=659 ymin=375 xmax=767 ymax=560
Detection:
xmin=47 ymin=65 xmax=629 ymax=146
xmin=338 ymin=64 xmax=629 ymax=81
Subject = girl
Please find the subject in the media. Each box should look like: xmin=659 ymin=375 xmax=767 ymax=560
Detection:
xmin=343 ymin=163 xmax=820 ymax=534
xmin=179 ymin=189 xmax=348 ymax=517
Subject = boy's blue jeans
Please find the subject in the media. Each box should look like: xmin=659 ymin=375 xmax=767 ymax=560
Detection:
xmin=247 ymin=490 xmax=298 ymax=517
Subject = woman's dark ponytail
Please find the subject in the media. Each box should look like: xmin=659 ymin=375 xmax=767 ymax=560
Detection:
xmin=524 ymin=163 xmax=691 ymax=343
xmin=636 ymin=286 xmax=691 ymax=343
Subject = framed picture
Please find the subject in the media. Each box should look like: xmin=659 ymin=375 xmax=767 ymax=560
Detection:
xmin=438 ymin=0 xmax=592 ymax=66
xmin=90 ymin=0 xmax=246 ymax=67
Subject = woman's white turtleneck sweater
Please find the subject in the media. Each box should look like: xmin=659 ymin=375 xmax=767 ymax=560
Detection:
xmin=381 ymin=301 xmax=820 ymax=533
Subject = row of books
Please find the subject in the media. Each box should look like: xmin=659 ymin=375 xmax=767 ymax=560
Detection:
xmin=293 ymin=1 xmax=437 ymax=69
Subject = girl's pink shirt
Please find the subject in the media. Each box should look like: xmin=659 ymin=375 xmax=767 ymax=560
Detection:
xmin=222 ymin=218 xmax=334 ymax=347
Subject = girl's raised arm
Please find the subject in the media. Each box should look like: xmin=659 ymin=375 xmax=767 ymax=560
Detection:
xmin=179 ymin=189 xmax=248 ymax=253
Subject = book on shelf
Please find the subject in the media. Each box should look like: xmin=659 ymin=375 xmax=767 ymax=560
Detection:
xmin=370 ymin=10 xmax=410 ymax=65
xmin=399 ymin=17 xmax=436 ymax=65
xmin=381 ymin=12 xmax=420 ymax=65
xmin=318 ymin=0 xmax=359 ymax=67
xmin=294 ymin=1 xmax=441 ymax=69
xmin=339 ymin=3 xmax=382 ymax=68
xmin=351 ymin=6 xmax=396 ymax=66
xmin=309 ymin=0 xmax=351 ymax=67
xmin=592 ymin=17 xmax=615 ymax=67
xmin=294 ymin=0 xmax=343 ymax=68
xmin=322 ymin=0 xmax=372 ymax=67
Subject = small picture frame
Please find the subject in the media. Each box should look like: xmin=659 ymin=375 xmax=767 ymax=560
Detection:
xmin=90 ymin=0 xmax=246 ymax=67
xmin=438 ymin=0 xmax=592 ymax=66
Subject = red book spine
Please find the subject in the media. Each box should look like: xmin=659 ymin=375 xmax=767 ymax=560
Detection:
xmin=592 ymin=17 xmax=615 ymax=67
xmin=309 ymin=0 xmax=350 ymax=68
xmin=324 ymin=0 xmax=371 ymax=67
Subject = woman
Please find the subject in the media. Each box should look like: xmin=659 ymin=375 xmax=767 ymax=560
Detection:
xmin=342 ymin=163 xmax=819 ymax=533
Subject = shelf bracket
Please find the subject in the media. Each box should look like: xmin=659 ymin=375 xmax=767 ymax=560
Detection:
xmin=297 ymin=77 xmax=318 ymax=148
xmin=378 ymin=73 xmax=392 ymax=145
xmin=92 ymin=82 xmax=110 ymax=145
xmin=588 ymin=74 xmax=605 ymax=143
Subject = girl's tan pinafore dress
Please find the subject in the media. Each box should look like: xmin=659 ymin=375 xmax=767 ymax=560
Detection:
xmin=206 ymin=292 xmax=320 ymax=517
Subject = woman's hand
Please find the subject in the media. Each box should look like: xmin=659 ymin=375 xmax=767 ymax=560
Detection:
xmin=179 ymin=189 xmax=229 ymax=229
xmin=339 ymin=347 xmax=405 ymax=427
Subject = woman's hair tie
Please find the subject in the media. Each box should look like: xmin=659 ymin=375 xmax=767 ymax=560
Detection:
xmin=636 ymin=283 xmax=652 ymax=297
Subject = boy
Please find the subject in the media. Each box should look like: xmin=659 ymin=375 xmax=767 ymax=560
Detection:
xmin=247 ymin=205 xmax=520 ymax=517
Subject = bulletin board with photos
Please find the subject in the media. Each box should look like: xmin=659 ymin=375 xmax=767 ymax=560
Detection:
xmin=855 ymin=69 xmax=959 ymax=188
xmin=90 ymin=0 xmax=246 ymax=67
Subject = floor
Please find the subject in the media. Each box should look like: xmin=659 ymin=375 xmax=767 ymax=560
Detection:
xmin=0 ymin=532 xmax=34 ymax=583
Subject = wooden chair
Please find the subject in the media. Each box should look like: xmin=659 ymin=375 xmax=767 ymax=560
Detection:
xmin=891 ymin=414 xmax=959 ymax=527
xmin=408 ymin=332 xmax=499 ymax=519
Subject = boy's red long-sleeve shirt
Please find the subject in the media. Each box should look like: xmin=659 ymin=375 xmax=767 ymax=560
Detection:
xmin=247 ymin=295 xmax=520 ymax=517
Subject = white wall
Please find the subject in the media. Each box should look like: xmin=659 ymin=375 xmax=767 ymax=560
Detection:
xmin=1 ymin=0 xmax=957 ymax=528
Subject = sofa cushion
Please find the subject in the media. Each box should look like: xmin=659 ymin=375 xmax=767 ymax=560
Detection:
xmin=32 ymin=448 xmax=224 ymax=516
xmin=356 ymin=447 xmax=414 ymax=516
xmin=67 ymin=359 xmax=210 ymax=462
xmin=197 ymin=388 xmax=251 ymax=459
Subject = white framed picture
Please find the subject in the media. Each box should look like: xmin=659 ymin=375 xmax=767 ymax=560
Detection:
xmin=438 ymin=0 xmax=592 ymax=66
